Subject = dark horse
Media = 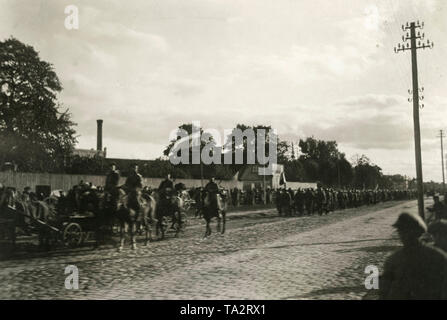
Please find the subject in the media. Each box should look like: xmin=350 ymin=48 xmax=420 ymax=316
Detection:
xmin=202 ymin=189 xmax=228 ymax=238
xmin=152 ymin=189 xmax=185 ymax=240
xmin=115 ymin=188 xmax=157 ymax=251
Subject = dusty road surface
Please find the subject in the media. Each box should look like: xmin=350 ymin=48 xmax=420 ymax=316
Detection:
xmin=0 ymin=200 xmax=426 ymax=299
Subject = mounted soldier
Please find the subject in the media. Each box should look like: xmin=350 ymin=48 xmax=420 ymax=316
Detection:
xmin=204 ymin=177 xmax=219 ymax=213
xmin=158 ymin=173 xmax=174 ymax=216
xmin=202 ymin=177 xmax=227 ymax=237
xmin=104 ymin=162 xmax=120 ymax=210
xmin=115 ymin=165 xmax=155 ymax=250
xmin=124 ymin=164 xmax=144 ymax=212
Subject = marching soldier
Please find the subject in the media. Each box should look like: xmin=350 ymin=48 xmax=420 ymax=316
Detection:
xmin=315 ymin=184 xmax=325 ymax=215
xmin=379 ymin=212 xmax=447 ymax=299
xmin=0 ymin=183 xmax=6 ymax=210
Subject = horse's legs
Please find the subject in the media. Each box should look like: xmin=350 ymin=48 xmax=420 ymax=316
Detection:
xmin=144 ymin=221 xmax=150 ymax=246
xmin=130 ymin=222 xmax=137 ymax=250
xmin=11 ymin=223 xmax=16 ymax=248
xmin=118 ymin=221 xmax=125 ymax=251
xmin=174 ymin=212 xmax=180 ymax=237
xmin=221 ymin=212 xmax=226 ymax=234
xmin=204 ymin=217 xmax=212 ymax=238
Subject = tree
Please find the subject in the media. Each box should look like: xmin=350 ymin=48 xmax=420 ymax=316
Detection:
xmin=298 ymin=137 xmax=352 ymax=186
xmin=0 ymin=37 xmax=77 ymax=172
xmin=351 ymin=154 xmax=383 ymax=189
xmin=163 ymin=123 xmax=213 ymax=161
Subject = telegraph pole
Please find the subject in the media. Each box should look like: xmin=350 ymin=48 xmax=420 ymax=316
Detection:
xmin=395 ymin=21 xmax=434 ymax=220
xmin=438 ymin=130 xmax=446 ymax=193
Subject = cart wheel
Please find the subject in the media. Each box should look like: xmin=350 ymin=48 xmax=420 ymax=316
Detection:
xmin=63 ymin=223 xmax=83 ymax=247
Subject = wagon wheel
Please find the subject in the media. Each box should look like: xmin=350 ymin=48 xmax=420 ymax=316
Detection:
xmin=63 ymin=223 xmax=83 ymax=247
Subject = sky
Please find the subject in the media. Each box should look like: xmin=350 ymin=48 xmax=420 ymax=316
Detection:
xmin=1 ymin=0 xmax=447 ymax=182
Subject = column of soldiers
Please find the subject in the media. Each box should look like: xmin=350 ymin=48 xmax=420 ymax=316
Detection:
xmin=275 ymin=185 xmax=417 ymax=216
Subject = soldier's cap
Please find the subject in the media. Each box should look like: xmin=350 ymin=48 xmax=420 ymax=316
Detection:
xmin=428 ymin=221 xmax=447 ymax=235
xmin=392 ymin=212 xmax=427 ymax=234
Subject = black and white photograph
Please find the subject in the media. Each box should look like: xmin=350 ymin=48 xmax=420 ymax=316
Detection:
xmin=0 ymin=0 xmax=447 ymax=303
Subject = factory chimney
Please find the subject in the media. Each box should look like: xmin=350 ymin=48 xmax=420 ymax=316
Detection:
xmin=97 ymin=119 xmax=103 ymax=152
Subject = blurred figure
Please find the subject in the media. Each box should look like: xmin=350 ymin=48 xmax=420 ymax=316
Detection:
xmin=379 ymin=212 xmax=447 ymax=299
xmin=428 ymin=221 xmax=447 ymax=253
xmin=428 ymin=195 xmax=446 ymax=221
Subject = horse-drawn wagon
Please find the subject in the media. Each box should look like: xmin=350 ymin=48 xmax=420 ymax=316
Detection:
xmin=0 ymin=188 xmax=100 ymax=249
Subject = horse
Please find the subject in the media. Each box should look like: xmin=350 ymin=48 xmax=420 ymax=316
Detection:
xmin=202 ymin=189 xmax=228 ymax=238
xmin=115 ymin=188 xmax=156 ymax=251
xmin=0 ymin=188 xmax=56 ymax=249
xmin=153 ymin=189 xmax=185 ymax=240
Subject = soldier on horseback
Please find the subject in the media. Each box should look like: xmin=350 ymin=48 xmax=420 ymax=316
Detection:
xmin=158 ymin=173 xmax=174 ymax=216
xmin=105 ymin=162 xmax=120 ymax=210
xmin=125 ymin=164 xmax=144 ymax=212
xmin=202 ymin=177 xmax=227 ymax=237
xmin=204 ymin=177 xmax=219 ymax=215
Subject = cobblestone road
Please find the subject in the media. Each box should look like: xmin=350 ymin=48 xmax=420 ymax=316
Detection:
xmin=0 ymin=200 xmax=424 ymax=299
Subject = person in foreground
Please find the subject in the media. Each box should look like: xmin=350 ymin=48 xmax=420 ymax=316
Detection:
xmin=379 ymin=212 xmax=447 ymax=300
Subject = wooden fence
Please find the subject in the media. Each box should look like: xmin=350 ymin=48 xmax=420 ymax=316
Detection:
xmin=0 ymin=171 xmax=243 ymax=192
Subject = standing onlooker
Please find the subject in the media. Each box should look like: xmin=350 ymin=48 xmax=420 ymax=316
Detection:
xmin=379 ymin=212 xmax=447 ymax=299
xmin=428 ymin=221 xmax=447 ymax=253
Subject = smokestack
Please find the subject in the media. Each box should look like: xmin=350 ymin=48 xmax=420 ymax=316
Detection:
xmin=97 ymin=119 xmax=103 ymax=151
